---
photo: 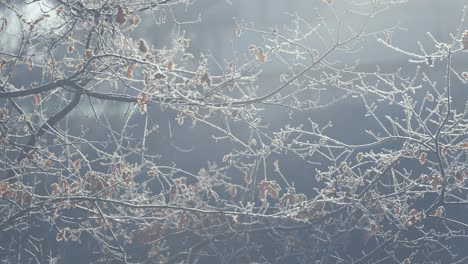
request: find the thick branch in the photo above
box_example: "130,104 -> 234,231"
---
7,91 -> 82,180
0,79 -> 66,98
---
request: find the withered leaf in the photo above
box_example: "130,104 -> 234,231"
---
116,5 -> 126,25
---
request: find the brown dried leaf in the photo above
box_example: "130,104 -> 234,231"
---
67,43 -> 73,53
25,57 -> 33,71
22,193 -> 30,205
225,184 -> 238,199
236,27 -> 241,37
154,72 -> 166,79
356,152 -> 363,162
431,176 -> 439,190
138,39 -> 148,53
0,60 -> 6,71
256,48 -> 266,63
434,206 -> 444,217
395,206 -> 401,215
442,146 -> 449,156
177,117 -> 184,125
73,159 -> 81,170
456,171 -> 465,182
419,152 -> 427,165
462,72 -> 468,80
177,112 -> 184,125
131,14 -> 141,27
167,60 -> 174,71
56,6 -> 64,15
426,93 -> 434,102
0,18 -> 8,32
273,160 -> 279,171
248,45 -> 257,54
56,229 -> 65,241
258,180 -> 281,201
461,30 -> 468,50
84,49 -> 93,60
33,94 -> 41,105
1,183 -> 8,192
116,5 -> 126,25
200,73 -> 211,86
179,39 -> 189,48
127,63 -> 136,78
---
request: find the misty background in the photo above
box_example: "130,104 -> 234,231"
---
1,0 -> 467,262
1,0 -> 467,199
